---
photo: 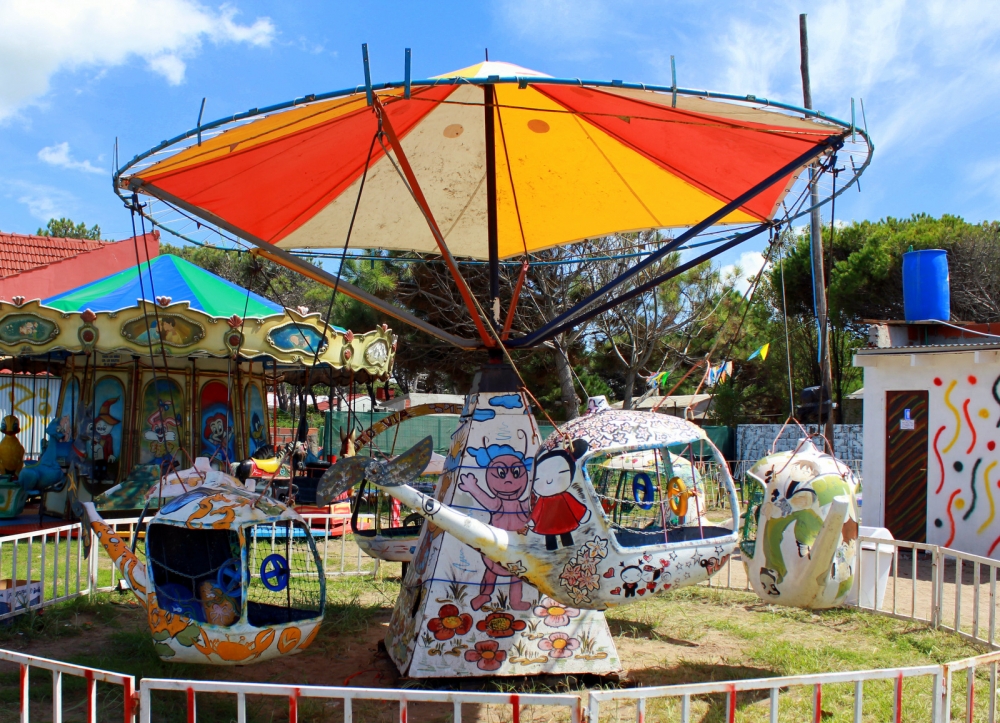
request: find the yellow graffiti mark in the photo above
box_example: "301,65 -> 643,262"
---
956,498 -> 966,510
943,380 -> 962,453
981,408 -> 992,419
979,461 -> 999,534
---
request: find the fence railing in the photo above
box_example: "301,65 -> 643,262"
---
0,512 -> 378,619
138,678 -> 582,723
0,523 -> 88,621
587,663 -> 942,723
0,648 -> 136,723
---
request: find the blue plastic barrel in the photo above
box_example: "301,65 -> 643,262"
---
903,250 -> 950,322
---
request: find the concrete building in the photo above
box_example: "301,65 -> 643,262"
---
856,320 -> 1000,557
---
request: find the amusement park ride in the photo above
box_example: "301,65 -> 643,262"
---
0,50 -> 876,671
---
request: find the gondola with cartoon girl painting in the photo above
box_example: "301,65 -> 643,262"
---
320,402 -> 742,611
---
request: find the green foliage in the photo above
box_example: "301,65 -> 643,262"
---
36,217 -> 101,239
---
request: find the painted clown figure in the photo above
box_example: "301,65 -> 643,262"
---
458,441 -> 533,610
89,398 -> 120,481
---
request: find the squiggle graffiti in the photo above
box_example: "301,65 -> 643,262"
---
946,488 -> 961,548
978,461 -> 998,534
964,400 -> 977,454
934,426 -> 947,494
964,459 -> 982,521
943,381 -> 961,453
993,374 -> 1000,428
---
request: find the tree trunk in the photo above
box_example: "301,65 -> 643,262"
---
552,341 -> 580,420
622,368 -> 637,410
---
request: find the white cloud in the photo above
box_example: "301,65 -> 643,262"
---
4,181 -> 77,221
0,0 -> 275,120
720,250 -> 769,297
38,142 -> 104,174
706,0 -> 1000,154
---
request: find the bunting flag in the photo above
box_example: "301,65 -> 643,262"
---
748,343 -> 770,362
708,361 -> 733,386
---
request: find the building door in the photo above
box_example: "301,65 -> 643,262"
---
884,390 -> 929,542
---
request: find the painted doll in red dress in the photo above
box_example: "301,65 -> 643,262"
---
527,442 -> 591,551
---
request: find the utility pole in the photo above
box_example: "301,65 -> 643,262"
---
799,13 -> 836,444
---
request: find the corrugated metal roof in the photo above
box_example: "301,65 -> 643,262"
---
0,232 -> 108,278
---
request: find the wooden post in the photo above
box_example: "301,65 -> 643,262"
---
800,13 -> 836,442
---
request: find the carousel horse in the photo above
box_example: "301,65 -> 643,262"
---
741,438 -> 859,609
318,409 -> 743,611
19,418 -> 68,493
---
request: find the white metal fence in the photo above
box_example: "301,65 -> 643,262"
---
139,678 -> 582,723
0,512 -> 376,620
0,647 -> 136,723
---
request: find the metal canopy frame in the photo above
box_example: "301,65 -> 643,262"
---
114,69 -> 872,352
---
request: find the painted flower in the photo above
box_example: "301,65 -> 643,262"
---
464,640 -> 506,671
533,597 -> 581,628
476,612 -> 527,638
538,632 -> 580,659
559,562 -> 600,593
583,537 -> 609,559
427,604 -> 473,641
505,560 -> 527,577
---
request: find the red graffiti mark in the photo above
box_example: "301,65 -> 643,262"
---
971,375 -> 979,385
965,399 -> 977,453
989,531 -> 1000,557
933,426 -> 947,494
934,377 -> 943,386
946,489 -> 961,547
991,441 -> 998,452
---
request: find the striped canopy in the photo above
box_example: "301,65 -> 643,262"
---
44,254 -> 282,317
121,61 -> 847,261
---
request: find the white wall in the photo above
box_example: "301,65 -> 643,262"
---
859,350 -> 1000,557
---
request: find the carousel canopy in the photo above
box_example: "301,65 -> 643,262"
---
119,60 -> 853,261
44,254 -> 281,318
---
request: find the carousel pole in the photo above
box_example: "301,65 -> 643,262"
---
484,80 -> 501,332
800,13 -> 835,443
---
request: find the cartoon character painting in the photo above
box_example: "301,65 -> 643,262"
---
526,443 -> 591,550
88,398 -> 121,481
459,438 -> 534,611
245,384 -> 268,455
123,314 -> 202,347
140,379 -> 184,468
200,381 -> 235,465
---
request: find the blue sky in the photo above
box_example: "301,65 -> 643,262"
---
1,0 -> 997,284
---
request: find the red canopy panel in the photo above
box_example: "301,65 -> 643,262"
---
138,85 -> 459,244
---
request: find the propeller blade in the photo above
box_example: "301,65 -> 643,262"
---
315,456 -> 378,506
375,437 -> 434,488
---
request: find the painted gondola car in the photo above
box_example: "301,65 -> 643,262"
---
80,470 -> 326,664
321,406 -> 741,611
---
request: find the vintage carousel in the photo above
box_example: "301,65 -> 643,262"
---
0,253 -> 395,522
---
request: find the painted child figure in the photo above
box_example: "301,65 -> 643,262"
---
526,442 -> 591,551
459,441 -> 533,611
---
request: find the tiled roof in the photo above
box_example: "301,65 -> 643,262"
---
0,232 -> 109,278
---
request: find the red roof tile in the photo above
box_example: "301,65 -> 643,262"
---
0,232 -> 110,278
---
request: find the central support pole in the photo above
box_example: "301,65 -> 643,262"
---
800,13 -> 836,442
484,84 -> 501,328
